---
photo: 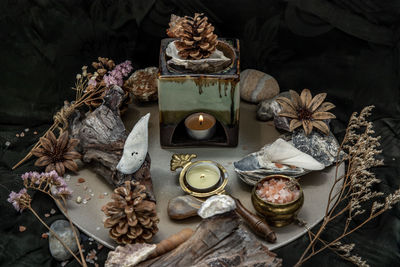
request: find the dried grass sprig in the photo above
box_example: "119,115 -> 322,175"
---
295,106 -> 400,266
12,58 -> 132,170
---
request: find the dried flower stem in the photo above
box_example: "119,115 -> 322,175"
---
12,84 -> 105,170
28,206 -> 83,266
295,106 -> 400,266
60,196 -> 87,267
21,172 -> 86,266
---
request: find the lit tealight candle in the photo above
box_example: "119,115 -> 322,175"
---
185,162 -> 221,192
184,112 -> 216,140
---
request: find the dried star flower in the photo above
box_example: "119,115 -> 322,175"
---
31,131 -> 81,176
7,188 -> 31,212
276,89 -> 336,135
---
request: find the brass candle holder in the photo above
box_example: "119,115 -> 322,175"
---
170,153 -> 277,243
170,154 -> 228,198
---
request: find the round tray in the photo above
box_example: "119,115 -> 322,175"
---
61,102 -> 344,250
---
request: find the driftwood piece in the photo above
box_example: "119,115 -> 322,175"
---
69,86 -> 155,201
138,212 -> 282,267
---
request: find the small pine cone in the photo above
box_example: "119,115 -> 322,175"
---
174,13 -> 218,60
102,181 -> 159,244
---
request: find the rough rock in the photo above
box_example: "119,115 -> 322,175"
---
257,91 -> 290,121
240,69 -> 280,103
105,243 -> 156,267
197,195 -> 236,219
124,67 -> 158,102
290,129 -> 345,167
274,116 -> 291,132
49,220 -> 80,261
168,195 -> 203,220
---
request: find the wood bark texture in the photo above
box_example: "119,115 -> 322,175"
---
138,212 -> 282,267
69,86 -> 155,201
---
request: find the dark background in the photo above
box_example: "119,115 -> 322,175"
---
0,0 -> 399,266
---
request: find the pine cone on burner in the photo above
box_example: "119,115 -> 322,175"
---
173,13 -> 218,60
102,181 -> 159,244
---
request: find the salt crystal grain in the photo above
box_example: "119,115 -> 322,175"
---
82,199 -> 87,204
61,261 -> 68,267
50,208 -> 56,214
65,175 -> 71,181
76,196 -> 82,204
16,134 -> 19,137
256,178 -> 300,204
44,213 -> 50,217
24,128 -> 29,132
5,141 -> 10,147
103,192 -> 108,196
89,238 -> 94,241
20,132 -> 25,137
90,193 -> 94,197
34,131 -> 38,135
88,189 -> 92,193
96,227 -> 101,231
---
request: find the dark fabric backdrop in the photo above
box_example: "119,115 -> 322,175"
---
0,0 -> 399,266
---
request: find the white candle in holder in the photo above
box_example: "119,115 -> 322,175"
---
185,162 -> 221,192
184,112 -> 216,140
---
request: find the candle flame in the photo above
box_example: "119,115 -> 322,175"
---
199,115 -> 204,125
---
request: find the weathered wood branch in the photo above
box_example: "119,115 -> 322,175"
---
139,212 -> 282,267
69,86 -> 155,201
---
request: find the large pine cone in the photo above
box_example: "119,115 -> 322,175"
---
102,181 -> 159,244
174,13 -> 218,60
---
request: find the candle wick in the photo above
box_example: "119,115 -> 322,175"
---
200,174 -> 205,179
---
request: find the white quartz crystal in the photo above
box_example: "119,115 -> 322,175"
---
198,195 -> 236,219
105,243 -> 156,267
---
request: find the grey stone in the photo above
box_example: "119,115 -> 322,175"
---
257,91 -> 290,121
168,195 -> 203,220
274,116 -> 291,132
290,129 -> 345,167
49,220 -> 80,261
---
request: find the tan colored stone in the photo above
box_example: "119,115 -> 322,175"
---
240,69 -> 280,103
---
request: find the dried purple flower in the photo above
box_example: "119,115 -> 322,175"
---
104,60 -> 133,87
7,188 -> 31,212
21,171 -> 72,199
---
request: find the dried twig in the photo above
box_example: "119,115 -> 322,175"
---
8,171 -> 87,266
295,106 -> 400,266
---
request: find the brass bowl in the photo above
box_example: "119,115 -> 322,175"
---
251,175 -> 304,227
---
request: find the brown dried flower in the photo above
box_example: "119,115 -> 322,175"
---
102,181 -> 159,244
173,13 -> 218,60
32,131 -> 81,176
276,89 -> 336,135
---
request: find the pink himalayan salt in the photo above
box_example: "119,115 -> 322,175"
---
256,178 -> 300,204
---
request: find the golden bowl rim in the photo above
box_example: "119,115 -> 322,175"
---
252,174 -> 304,206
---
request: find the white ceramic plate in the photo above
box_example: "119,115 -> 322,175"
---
61,102 -> 344,251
